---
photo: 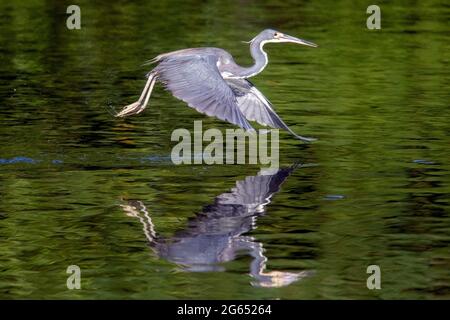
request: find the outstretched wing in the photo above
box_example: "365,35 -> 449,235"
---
215,165 -> 298,207
155,55 -> 254,131
226,78 -> 316,141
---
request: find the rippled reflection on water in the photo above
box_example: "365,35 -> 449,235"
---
120,165 -> 314,288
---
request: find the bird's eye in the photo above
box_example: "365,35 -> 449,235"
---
274,32 -> 279,37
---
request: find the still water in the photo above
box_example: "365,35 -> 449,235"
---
0,1 -> 449,299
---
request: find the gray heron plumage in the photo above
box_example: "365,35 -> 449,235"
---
116,29 -> 318,142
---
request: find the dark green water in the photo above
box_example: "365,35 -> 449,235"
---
0,1 -> 449,299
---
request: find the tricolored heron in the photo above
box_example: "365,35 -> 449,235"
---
116,29 -> 318,142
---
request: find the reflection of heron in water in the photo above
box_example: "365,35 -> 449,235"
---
121,164 -> 313,288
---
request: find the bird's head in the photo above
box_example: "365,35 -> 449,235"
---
249,29 -> 318,48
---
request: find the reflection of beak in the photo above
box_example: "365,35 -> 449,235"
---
279,34 -> 318,47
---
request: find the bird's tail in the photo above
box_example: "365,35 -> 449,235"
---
116,73 -> 157,118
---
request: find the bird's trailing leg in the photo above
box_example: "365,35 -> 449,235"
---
116,73 -> 156,117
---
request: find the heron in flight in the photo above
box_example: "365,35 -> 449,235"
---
116,29 -> 318,142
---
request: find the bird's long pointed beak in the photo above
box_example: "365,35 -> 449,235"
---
280,34 -> 318,47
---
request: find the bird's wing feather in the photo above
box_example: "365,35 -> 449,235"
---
155,55 -> 254,131
226,78 -> 316,141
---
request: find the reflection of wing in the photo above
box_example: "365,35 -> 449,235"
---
226,78 -> 316,142
155,55 -> 254,131
215,165 -> 297,209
